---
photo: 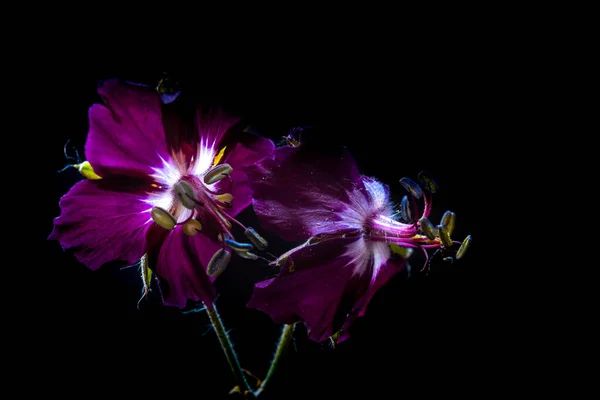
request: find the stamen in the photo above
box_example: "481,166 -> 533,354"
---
438,224 -> 453,247
195,189 -> 232,232
282,134 -> 301,147
399,177 -> 423,199
224,238 -> 254,252
174,180 -> 199,209
400,195 -> 412,223
418,217 -> 439,240
183,219 -> 202,236
419,246 -> 431,272
440,211 -> 456,236
236,251 -> 259,260
150,207 -> 176,230
175,213 -> 195,226
244,227 -> 268,250
219,209 -> 248,231
215,193 -> 233,208
204,163 -> 232,185
215,200 -> 232,209
417,170 -> 438,194
206,248 -> 232,278
421,190 -> 432,219
212,206 -> 233,230
456,235 -> 472,259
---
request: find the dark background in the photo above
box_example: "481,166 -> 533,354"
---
36,69 -> 502,399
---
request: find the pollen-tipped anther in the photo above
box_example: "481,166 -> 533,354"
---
182,219 -> 202,236
206,248 -> 231,278
399,177 -> 423,199
418,217 -> 438,240
174,180 -> 198,209
244,227 -> 268,250
150,207 -> 176,230
418,170 -> 439,194
440,211 -> 456,236
204,163 -> 232,185
456,235 -> 472,259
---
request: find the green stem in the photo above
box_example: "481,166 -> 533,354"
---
254,323 -> 296,397
205,303 -> 253,397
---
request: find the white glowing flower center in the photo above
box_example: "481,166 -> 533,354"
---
142,139 -> 219,223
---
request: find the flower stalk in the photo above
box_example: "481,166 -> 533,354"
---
205,303 -> 254,397
254,323 -> 296,397
205,304 -> 295,398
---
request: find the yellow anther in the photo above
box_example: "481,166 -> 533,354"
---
215,193 -> 233,207
183,219 -> 202,236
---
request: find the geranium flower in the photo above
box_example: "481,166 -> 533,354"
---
244,138 -> 471,343
49,79 -> 274,309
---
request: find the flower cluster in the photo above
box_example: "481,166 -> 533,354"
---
50,78 -> 471,397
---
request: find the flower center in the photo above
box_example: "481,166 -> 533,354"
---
149,162 -> 270,278
366,173 -> 471,271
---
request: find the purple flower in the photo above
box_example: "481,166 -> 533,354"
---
244,140 -> 470,343
49,79 -> 274,309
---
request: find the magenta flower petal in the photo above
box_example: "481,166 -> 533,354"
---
355,258 -> 406,318
49,179 -> 152,270
244,140 -> 459,342
85,79 -> 170,178
218,137 -> 276,217
334,257 -> 407,344
244,146 -> 363,241
195,108 -> 242,150
247,237 -> 359,342
156,228 -> 221,308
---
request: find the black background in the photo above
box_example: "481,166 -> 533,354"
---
35,68 -> 503,399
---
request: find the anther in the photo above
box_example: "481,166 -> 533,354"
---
418,217 -> 438,240
283,134 -> 301,147
399,177 -> 423,199
236,251 -> 259,260
206,248 -> 231,278
456,235 -> 472,260
224,238 -> 254,252
215,193 -> 233,205
174,180 -> 199,209
150,207 -> 176,230
204,163 -> 232,185
182,219 -> 202,236
244,227 -> 268,250
440,211 -> 456,236
417,170 -> 438,194
438,224 -> 453,247
400,195 -> 412,223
